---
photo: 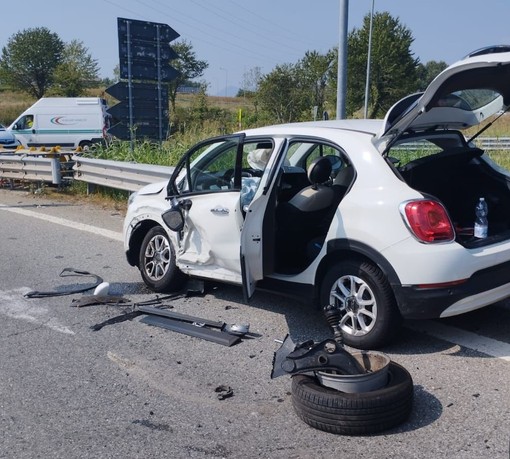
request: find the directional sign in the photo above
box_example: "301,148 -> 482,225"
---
108,101 -> 168,121
119,42 -> 178,63
117,17 -> 180,83
111,18 -> 180,142
106,82 -> 168,102
119,62 -> 179,82
117,17 -> 179,43
108,122 -> 168,141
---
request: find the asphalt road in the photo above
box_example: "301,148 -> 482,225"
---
0,188 -> 509,459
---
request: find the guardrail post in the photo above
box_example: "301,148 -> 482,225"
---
50,157 -> 61,186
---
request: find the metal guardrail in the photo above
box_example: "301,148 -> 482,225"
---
72,156 -> 174,192
0,154 -> 62,185
0,137 -> 509,192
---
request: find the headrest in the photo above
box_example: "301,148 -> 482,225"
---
307,156 -> 332,184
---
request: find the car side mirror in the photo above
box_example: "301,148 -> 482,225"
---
162,207 -> 184,232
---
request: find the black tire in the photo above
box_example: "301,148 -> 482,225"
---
320,260 -> 401,349
291,361 -> 413,436
79,141 -> 92,151
139,226 -> 187,292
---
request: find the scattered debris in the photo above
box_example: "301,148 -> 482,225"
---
140,315 -> 241,347
215,385 -> 233,400
93,282 -> 110,296
24,268 -> 103,298
71,295 -> 131,308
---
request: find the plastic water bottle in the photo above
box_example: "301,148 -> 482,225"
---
474,197 -> 488,238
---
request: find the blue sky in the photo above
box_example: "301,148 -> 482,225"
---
2,0 -> 509,95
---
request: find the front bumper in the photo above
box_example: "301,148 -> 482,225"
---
393,259 -> 510,319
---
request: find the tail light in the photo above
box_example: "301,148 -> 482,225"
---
401,200 -> 455,243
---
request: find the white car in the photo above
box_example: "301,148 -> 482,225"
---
124,46 -> 510,349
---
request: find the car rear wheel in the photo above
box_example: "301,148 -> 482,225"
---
139,226 -> 187,292
291,361 -> 413,435
320,260 -> 401,349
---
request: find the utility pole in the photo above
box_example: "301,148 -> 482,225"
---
336,0 -> 349,119
364,0 -> 375,118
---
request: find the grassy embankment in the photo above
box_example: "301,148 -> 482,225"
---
1,89 -> 510,201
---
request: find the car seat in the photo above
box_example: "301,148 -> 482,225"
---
275,156 -> 335,271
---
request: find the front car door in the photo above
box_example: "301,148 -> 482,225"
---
166,134 -> 280,289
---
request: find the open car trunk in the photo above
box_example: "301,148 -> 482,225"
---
397,146 -> 510,247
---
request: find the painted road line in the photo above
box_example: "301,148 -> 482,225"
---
408,320 -> 510,363
0,287 -> 74,335
0,202 -> 123,241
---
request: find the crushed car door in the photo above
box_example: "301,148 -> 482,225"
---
166,134 -> 280,289
166,135 -> 245,283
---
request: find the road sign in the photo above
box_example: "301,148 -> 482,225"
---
119,62 -> 179,82
117,17 -> 180,83
108,101 -> 168,121
108,122 -> 169,141
105,82 -> 169,141
117,17 -> 179,43
111,17 -> 180,142
106,82 -> 168,102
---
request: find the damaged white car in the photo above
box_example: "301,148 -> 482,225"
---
124,46 -> 510,349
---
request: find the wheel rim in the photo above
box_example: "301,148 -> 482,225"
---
329,274 -> 377,337
143,234 -> 171,281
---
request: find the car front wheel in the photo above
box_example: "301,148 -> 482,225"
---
320,260 -> 401,349
139,226 -> 186,292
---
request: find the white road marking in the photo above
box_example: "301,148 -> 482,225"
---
0,287 -> 75,335
407,320 -> 510,363
0,202 -> 123,241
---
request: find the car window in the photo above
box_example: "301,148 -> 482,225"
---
286,141 -> 346,177
171,137 -> 274,197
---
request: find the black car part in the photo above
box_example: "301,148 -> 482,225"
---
271,334 -> 366,378
24,268 -> 103,298
140,315 -> 241,347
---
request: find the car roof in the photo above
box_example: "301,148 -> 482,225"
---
240,119 -> 383,137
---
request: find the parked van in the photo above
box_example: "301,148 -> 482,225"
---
8,97 -> 110,149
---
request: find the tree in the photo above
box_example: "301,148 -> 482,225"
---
416,60 -> 448,91
0,27 -> 64,98
257,63 -> 308,123
343,12 -> 420,118
167,40 -> 208,112
52,40 -> 100,96
238,66 -> 263,98
297,50 -> 336,119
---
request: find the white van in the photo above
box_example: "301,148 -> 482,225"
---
8,97 -> 110,149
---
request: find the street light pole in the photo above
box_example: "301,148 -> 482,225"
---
364,0 -> 375,119
336,0 -> 349,119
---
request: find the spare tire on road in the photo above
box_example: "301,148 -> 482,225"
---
291,361 -> 413,435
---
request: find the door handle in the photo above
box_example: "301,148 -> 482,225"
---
210,206 -> 229,215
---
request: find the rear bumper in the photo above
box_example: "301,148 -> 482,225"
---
393,259 -> 510,319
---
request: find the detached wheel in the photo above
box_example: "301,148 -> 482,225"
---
320,260 -> 401,349
291,362 -> 413,435
139,226 -> 186,292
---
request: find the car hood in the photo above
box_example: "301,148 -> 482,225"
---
377,48 -> 510,148
137,181 -> 166,196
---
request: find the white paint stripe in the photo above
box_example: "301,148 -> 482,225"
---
0,202 -> 123,241
407,320 -> 510,363
0,287 -> 75,335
